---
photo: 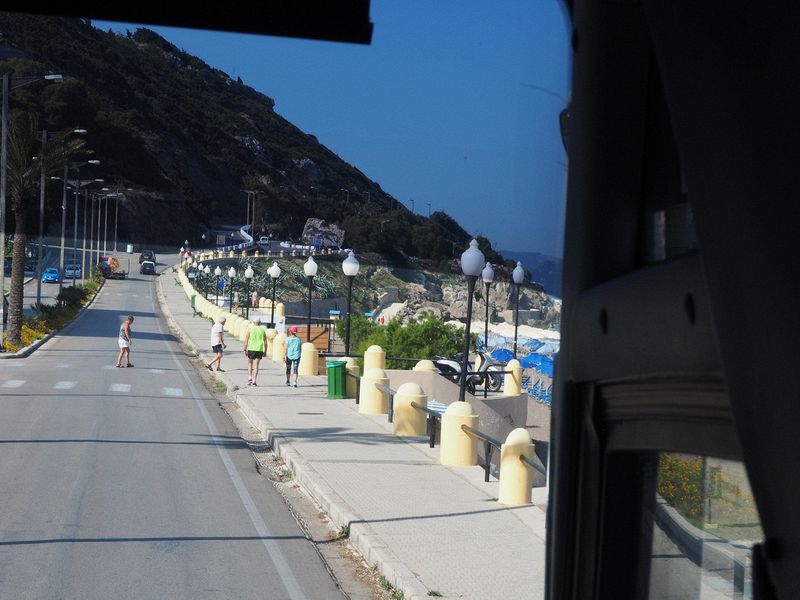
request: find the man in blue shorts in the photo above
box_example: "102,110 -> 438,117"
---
284,325 -> 302,387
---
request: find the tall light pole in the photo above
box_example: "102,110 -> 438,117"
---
512,261 -> 525,358
303,256 -> 318,342
69,178 -> 103,287
342,251 -> 359,356
81,190 -> 88,282
244,265 -> 254,319
268,261 -> 281,327
228,266 -> 236,310
481,262 -> 494,396
57,160 -> 100,291
458,240 -> 485,402
0,72 -> 62,350
214,266 -> 222,306
203,265 -> 211,299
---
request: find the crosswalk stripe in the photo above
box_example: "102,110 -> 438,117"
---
53,381 -> 77,390
162,387 -> 183,397
1,380 -> 26,388
109,383 -> 131,393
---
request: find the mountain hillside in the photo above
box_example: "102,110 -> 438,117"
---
0,14 -> 505,268
499,250 -> 563,297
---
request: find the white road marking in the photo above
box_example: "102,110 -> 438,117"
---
1,380 -> 25,388
148,369 -> 166,374
53,381 -> 77,390
55,363 -> 71,369
162,387 -> 183,397
109,383 -> 131,393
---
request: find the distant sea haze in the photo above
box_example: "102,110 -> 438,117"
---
499,250 -> 563,298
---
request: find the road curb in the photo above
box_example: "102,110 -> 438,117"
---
0,279 -> 106,359
154,274 -> 434,600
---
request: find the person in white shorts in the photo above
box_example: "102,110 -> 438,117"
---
116,315 -> 134,368
206,317 -> 227,372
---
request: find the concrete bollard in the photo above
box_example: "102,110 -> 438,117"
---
275,302 -> 285,318
359,368 -> 389,414
440,402 -> 479,466
413,359 -> 439,372
298,342 -> 319,376
259,297 -> 267,308
393,382 -> 428,436
504,359 -> 523,395
265,328 -> 277,356
363,345 -> 386,372
498,428 -> 535,505
238,321 -> 251,342
272,333 -> 287,362
342,357 -> 360,398
254,250 -> 260,257
229,251 -> 235,258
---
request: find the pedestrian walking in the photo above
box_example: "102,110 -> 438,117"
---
251,289 -> 258,308
284,325 -> 302,387
206,316 -> 227,372
116,315 -> 134,368
243,315 -> 266,386
233,290 -> 240,310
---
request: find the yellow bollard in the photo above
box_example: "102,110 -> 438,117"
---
238,321 -> 251,343
393,382 -> 428,436
229,251 -> 235,258
504,359 -> 523,395
359,368 -> 389,414
440,402 -> 479,466
259,297 -> 267,308
298,342 -> 319,376
254,250 -> 260,257
272,333 -> 287,362
498,428 -> 535,505
363,345 -> 386,372
275,302 -> 285,318
413,359 -> 439,372
265,328 -> 277,356
342,357 -> 360,398
242,249 -> 248,257
279,250 -> 285,257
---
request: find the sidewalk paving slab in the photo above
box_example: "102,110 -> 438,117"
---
156,267 -> 546,600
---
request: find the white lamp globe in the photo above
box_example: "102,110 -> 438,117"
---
203,266 -> 210,275
482,262 -> 494,284
193,261 -> 198,269
460,239 -> 485,277
244,265 -> 254,279
228,266 -> 236,278
268,262 -> 281,279
304,256 -> 318,277
342,251 -> 360,277
214,266 -> 221,277
512,261 -> 525,285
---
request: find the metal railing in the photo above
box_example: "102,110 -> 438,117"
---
345,370 -> 360,405
461,424 -> 503,482
374,383 -> 397,423
520,453 -> 547,476
410,401 -> 445,448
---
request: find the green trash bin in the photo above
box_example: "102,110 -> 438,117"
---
327,361 -> 347,399
190,293 -> 197,316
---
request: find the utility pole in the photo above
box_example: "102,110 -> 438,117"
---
410,198 -> 415,214
426,202 -> 431,217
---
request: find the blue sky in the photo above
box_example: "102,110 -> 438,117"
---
97,1 -> 570,257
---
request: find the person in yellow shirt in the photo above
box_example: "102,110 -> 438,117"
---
243,315 -> 266,386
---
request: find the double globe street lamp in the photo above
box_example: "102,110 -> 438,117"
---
342,251 -> 360,357
459,239 -> 485,402
512,261 -> 525,358
267,261 -> 281,327
303,256 -> 318,342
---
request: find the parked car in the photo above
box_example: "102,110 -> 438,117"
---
139,260 -> 156,275
138,250 -> 156,264
64,263 -> 82,278
41,267 -> 60,283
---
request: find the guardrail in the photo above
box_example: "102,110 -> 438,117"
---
520,453 -> 547,477
461,424 -> 503,482
345,370 -> 360,405
410,401 -> 447,448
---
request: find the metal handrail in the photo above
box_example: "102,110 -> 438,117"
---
374,383 -> 397,423
461,424 -> 503,482
345,370 -> 360,404
411,401 -> 444,448
520,454 -> 547,476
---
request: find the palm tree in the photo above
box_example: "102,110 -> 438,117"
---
4,111 -> 85,346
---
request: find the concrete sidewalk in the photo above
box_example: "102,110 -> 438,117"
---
157,269 -> 547,600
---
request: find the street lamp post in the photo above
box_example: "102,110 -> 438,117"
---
481,262 -> 494,398
228,266 -> 236,310
268,261 -> 281,327
342,251 -> 360,356
203,265 -> 211,299
458,240 -> 485,402
303,256 -> 318,342
512,261 -> 525,358
214,266 -> 222,307
244,265 -> 254,319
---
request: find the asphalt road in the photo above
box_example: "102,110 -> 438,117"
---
0,270 -> 345,599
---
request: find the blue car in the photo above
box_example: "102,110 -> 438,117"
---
41,267 -> 60,283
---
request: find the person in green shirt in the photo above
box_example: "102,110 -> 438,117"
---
243,315 -> 266,386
